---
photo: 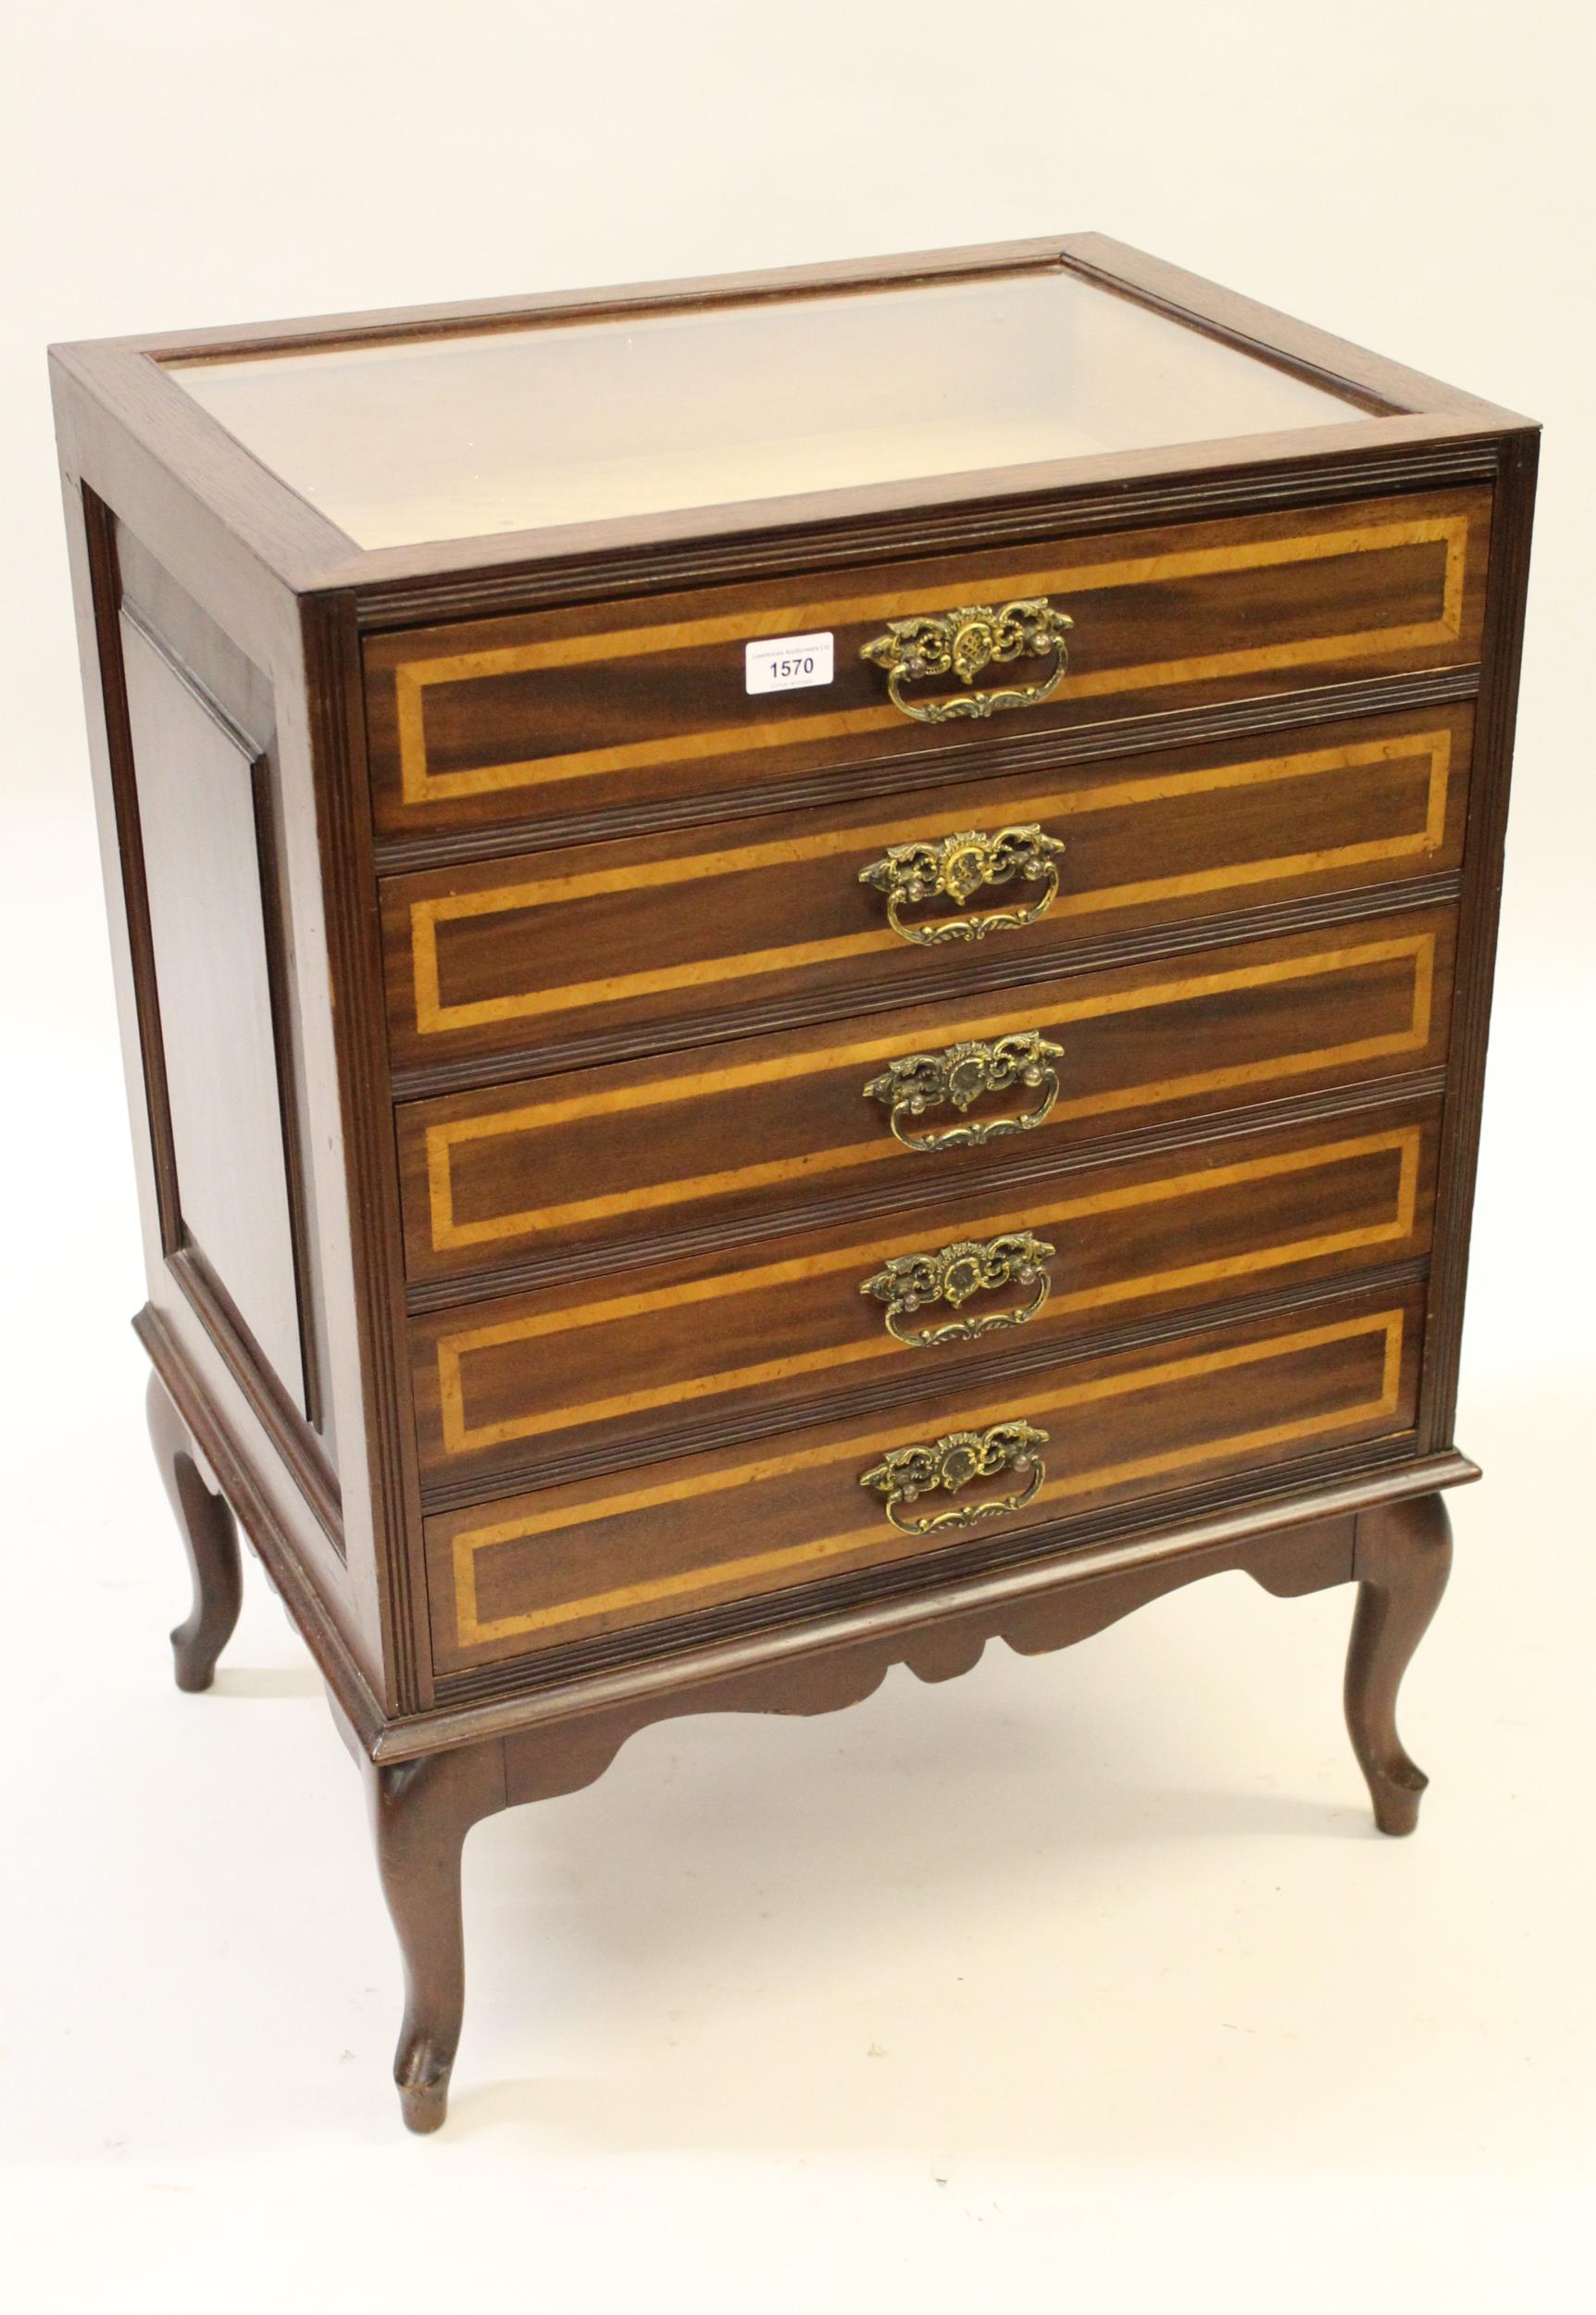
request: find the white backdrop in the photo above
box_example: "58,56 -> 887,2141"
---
2,6 -> 1591,2309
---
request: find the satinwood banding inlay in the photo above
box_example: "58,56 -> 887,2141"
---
440,1305 -> 1409,1652
416,928 -> 1440,1258
386,507 -> 1474,808
401,725 -> 1455,1040
429,1123 -> 1423,1459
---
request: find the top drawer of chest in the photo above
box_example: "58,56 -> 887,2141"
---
362,486 -> 1492,845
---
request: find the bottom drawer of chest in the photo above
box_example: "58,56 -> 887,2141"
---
425,1280 -> 1425,1677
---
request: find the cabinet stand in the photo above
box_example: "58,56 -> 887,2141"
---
147,1388 -> 1456,2130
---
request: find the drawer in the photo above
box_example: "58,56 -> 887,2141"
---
382,703 -> 1472,1080
409,1100 -> 1441,1496
364,486 -> 1490,844
424,1281 -> 1426,1674
397,905 -> 1456,1285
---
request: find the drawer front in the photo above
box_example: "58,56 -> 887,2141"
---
364,487 -> 1490,843
425,1283 -> 1426,1674
382,703 -> 1472,1079
410,1101 -> 1441,1495
398,907 -> 1455,1284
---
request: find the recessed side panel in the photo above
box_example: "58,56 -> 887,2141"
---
119,609 -> 309,1420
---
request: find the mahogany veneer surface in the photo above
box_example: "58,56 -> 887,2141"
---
52,233 -> 1535,2132
399,907 -> 1456,1286
408,1096 -> 1442,1498
427,1280 -> 1428,1672
381,701 -> 1473,1082
364,486 -> 1490,842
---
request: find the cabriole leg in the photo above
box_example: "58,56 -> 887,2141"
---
146,1370 -> 243,1692
365,1742 -> 505,2134
1344,1491 -> 1453,1835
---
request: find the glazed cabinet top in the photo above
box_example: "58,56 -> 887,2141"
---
49,233 -> 1532,614
164,262 -> 1365,549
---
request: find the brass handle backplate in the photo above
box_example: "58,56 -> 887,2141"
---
860,597 -> 1073,724
859,823 -> 1066,945
863,1030 -> 1065,1153
859,1420 -> 1049,1535
860,1231 -> 1056,1349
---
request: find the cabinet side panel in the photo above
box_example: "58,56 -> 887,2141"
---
118,609 -> 309,1416
52,389 -> 393,1718
1418,430 -> 1539,1447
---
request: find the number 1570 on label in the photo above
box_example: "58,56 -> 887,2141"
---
744,632 -> 835,694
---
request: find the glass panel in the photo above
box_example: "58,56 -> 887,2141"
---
168,268 -> 1368,550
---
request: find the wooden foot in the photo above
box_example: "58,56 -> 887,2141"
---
366,1742 -> 505,2133
146,1370 -> 243,1692
1344,1492 -> 1453,1835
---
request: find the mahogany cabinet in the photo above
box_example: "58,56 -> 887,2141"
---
50,235 -> 1536,2131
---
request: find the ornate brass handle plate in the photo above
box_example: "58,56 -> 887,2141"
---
860,1231 -> 1056,1349
860,597 -> 1073,724
859,823 -> 1066,946
859,1420 -> 1049,1536
863,1029 -> 1065,1153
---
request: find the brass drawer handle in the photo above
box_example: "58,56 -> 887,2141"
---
859,823 -> 1066,946
860,1231 -> 1056,1349
860,1420 -> 1049,1535
864,1030 -> 1065,1153
860,597 -> 1073,725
